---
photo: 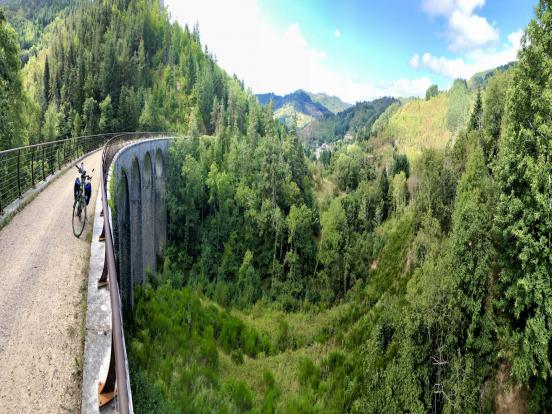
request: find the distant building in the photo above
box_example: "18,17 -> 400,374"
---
315,143 -> 332,160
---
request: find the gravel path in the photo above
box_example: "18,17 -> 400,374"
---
0,151 -> 101,413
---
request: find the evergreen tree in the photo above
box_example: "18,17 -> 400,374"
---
425,84 -> 438,100
494,0 -> 552,388
43,55 -> 50,107
42,101 -> 59,141
82,97 -> 99,135
0,11 -> 26,150
447,79 -> 470,133
72,112 -> 81,137
99,95 -> 114,133
468,88 -> 483,131
482,71 -> 512,165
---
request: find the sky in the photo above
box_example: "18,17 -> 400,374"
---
165,0 -> 536,103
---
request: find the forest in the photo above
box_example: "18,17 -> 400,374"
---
0,0 -> 551,412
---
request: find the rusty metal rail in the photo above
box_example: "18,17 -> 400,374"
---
97,132 -> 168,412
0,134 -> 123,216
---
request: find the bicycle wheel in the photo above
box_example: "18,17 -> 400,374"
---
72,197 -> 87,237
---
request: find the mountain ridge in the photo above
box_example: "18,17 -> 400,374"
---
256,89 -> 351,128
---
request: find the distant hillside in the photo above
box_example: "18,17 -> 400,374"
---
256,89 -> 346,128
306,91 -> 351,114
373,93 -> 453,161
370,78 -> 479,163
0,0 -> 76,62
468,62 -> 515,90
300,97 -> 398,146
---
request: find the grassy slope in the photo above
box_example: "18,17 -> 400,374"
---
215,208 -> 416,408
220,304 -> 348,404
307,92 -> 351,114
378,93 -> 452,161
274,103 -> 314,128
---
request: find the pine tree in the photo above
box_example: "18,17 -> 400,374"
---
43,55 -> 51,107
99,95 -> 114,133
468,87 -> 483,131
494,0 -> 552,386
0,12 -> 26,150
42,102 -> 59,142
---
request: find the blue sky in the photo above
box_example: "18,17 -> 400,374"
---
166,0 -> 536,103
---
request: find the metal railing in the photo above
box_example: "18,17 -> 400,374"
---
1,131 -> 171,412
97,132 -> 169,413
0,133 -> 121,216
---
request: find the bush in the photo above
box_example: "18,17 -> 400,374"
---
224,380 -> 254,413
128,284 -> 272,413
275,318 -> 291,352
231,349 -> 244,365
298,357 -> 320,390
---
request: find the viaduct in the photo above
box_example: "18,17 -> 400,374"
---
108,138 -> 170,310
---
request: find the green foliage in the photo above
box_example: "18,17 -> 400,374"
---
391,172 -> 408,215
447,79 -> 471,133
331,144 -> 375,192
128,283 -> 280,412
414,149 -> 456,232
237,250 -> 261,308
1,0 -> 254,144
425,84 -> 438,100
42,101 -> 59,141
375,93 -> 452,161
369,101 -> 400,137
82,97 -> 98,136
307,91 -> 351,114
389,151 -> 410,178
99,95 -> 114,133
493,1 -> 552,397
301,97 -> 398,145
0,13 -> 28,150
6,0 -> 552,412
481,70 -> 513,165
468,87 -> 483,131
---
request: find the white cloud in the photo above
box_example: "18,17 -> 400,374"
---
164,0 -> 431,102
422,0 -> 485,17
410,29 -> 522,79
334,29 -> 342,38
422,0 -> 498,51
409,53 -> 421,69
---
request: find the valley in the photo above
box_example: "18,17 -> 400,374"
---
0,0 -> 550,413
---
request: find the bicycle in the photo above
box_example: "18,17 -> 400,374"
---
72,163 -> 93,238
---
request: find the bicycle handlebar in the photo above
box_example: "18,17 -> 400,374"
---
75,165 -> 92,181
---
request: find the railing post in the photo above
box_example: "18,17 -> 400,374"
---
98,338 -> 117,408
42,145 -> 45,181
31,147 -> 35,188
98,253 -> 108,288
17,149 -> 21,198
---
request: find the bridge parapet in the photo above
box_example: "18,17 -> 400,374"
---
92,132 -> 175,413
107,138 -> 170,310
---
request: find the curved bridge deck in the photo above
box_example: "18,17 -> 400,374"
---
0,151 -> 101,412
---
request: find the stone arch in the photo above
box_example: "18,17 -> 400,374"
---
155,148 -> 164,178
154,148 -> 167,255
116,171 -> 132,310
130,158 -> 143,290
142,152 -> 155,277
